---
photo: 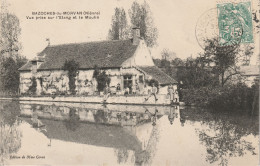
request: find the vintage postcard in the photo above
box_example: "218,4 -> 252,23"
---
0,0 -> 259,165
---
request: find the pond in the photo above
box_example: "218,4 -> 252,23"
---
0,100 -> 259,166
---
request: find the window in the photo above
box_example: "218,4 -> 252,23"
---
139,75 -> 144,83
123,75 -> 132,89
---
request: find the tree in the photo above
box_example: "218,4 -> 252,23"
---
161,48 -> 177,61
0,57 -> 19,93
0,4 -> 26,95
171,58 -> 185,67
177,57 -> 218,89
202,38 -> 248,87
28,77 -> 37,95
108,8 -> 130,40
92,67 -> 111,92
0,12 -> 21,58
129,1 -> 158,47
63,60 -> 79,95
96,71 -> 111,92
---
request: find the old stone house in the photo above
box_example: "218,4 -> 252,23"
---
19,28 -> 177,95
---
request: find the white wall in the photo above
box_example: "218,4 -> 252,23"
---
134,40 -> 155,67
20,72 -> 33,94
121,40 -> 155,68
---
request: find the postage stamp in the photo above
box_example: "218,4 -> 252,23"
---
217,1 -> 254,45
195,8 -> 242,54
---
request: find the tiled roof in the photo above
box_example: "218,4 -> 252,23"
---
19,61 -> 33,71
19,39 -> 138,71
138,66 -> 178,85
239,65 -> 259,76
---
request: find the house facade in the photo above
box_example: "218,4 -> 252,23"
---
19,29 -> 177,95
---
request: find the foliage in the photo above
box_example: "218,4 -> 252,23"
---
0,12 -> 21,58
92,65 -> 100,79
128,1 -> 158,47
201,38 -> 253,87
0,57 -> 26,94
97,71 -> 111,92
28,77 -> 37,95
181,87 -> 215,106
0,8 -> 26,95
93,67 -> 111,92
154,57 -> 218,89
181,81 -> 259,113
208,82 -> 259,112
161,48 -> 176,62
63,60 -> 79,95
178,57 -> 218,88
108,8 -> 129,40
171,58 -> 185,67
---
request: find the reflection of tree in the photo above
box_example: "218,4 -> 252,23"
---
1,101 -> 20,126
197,117 -> 257,166
64,108 -> 80,131
114,148 -> 129,164
0,101 -> 22,164
135,125 -> 160,166
94,110 -> 108,123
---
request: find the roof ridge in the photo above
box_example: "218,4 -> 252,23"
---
47,39 -> 131,47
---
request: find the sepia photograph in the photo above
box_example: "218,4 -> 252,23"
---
0,0 -> 259,165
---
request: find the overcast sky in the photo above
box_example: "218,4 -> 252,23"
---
6,0 -> 259,64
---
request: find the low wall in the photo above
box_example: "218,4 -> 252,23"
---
19,94 -> 172,106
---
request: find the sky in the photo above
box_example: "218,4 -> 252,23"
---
4,0 -> 260,64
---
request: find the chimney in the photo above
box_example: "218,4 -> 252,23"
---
46,38 -> 50,46
132,27 -> 140,45
31,58 -> 38,75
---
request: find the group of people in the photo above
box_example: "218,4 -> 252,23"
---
144,83 -> 179,104
103,82 -> 179,104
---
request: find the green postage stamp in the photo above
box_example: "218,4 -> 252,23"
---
217,1 -> 254,45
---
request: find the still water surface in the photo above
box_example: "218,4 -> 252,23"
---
0,100 -> 259,166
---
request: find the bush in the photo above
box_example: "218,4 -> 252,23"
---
28,77 -> 37,94
208,82 -> 259,112
63,60 -> 79,95
181,87 -> 219,106
93,67 -> 111,92
181,82 -> 259,113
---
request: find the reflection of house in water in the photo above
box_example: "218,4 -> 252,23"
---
19,101 -> 179,165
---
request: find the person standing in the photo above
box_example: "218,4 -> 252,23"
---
174,90 -> 179,103
116,83 -> 121,95
145,83 -> 158,101
103,84 -> 110,103
168,84 -> 174,105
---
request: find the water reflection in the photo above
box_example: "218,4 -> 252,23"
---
182,108 -> 259,166
0,101 -> 258,166
18,101 -> 167,166
0,101 -> 22,165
